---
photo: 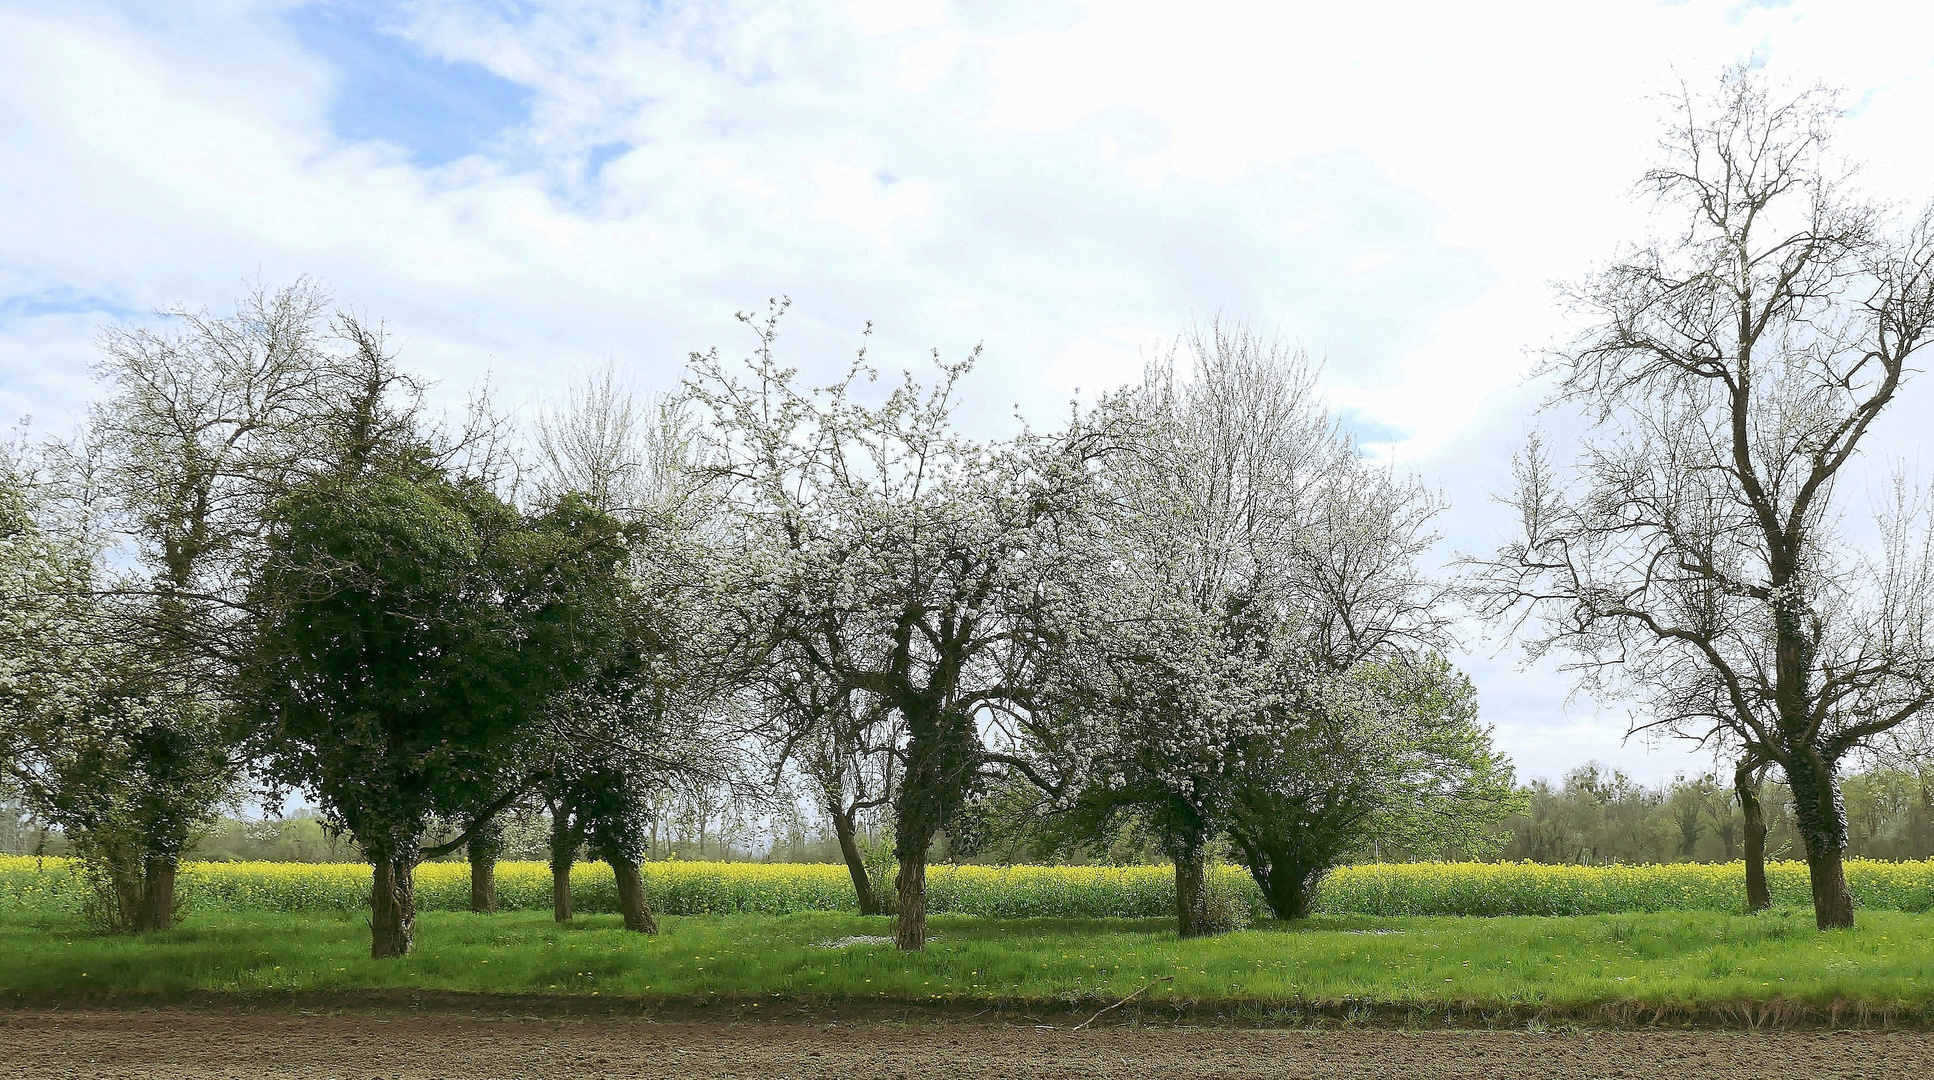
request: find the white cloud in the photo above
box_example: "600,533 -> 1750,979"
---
806,158 -> 935,247
847,0 -> 948,38
5,0 -> 1934,780
1040,324 -> 1170,396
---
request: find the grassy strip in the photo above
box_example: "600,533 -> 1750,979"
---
4,907 -> 1933,1012
9,856 -> 1934,919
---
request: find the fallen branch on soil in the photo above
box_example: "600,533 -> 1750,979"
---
1073,977 -> 1175,1032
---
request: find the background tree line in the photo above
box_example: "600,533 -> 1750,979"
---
1499,763 -> 1934,866
15,759 -> 1934,869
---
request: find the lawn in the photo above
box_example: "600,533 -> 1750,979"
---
5,906 -> 1933,1015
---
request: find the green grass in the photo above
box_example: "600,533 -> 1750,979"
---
6,907 -> 1934,1012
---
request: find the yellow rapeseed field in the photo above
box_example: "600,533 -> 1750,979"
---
4,853 -> 1931,918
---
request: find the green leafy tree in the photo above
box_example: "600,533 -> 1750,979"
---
246,460 -> 619,957
1228,655 -> 1519,920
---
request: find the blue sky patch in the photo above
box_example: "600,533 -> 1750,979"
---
585,141 -> 631,180
1337,407 -> 1410,449
289,1 -> 533,167
0,287 -> 136,325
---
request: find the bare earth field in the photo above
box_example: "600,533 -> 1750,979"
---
2,1005 -> 1931,1079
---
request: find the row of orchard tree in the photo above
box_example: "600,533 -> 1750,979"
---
0,287 -> 1508,955
7,70 -> 1934,951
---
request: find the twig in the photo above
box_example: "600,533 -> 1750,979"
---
1071,976 -> 1174,1032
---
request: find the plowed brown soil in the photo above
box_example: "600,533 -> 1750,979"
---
2,1004 -> 1930,1079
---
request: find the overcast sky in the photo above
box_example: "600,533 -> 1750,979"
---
5,0 -> 1934,784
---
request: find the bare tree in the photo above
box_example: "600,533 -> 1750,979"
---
531,363 -> 700,515
1472,69 -> 1934,928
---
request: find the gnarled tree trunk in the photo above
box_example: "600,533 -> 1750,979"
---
1173,850 -> 1207,938
371,858 -> 416,958
137,855 -> 178,931
470,857 -> 497,914
551,859 -> 573,922
893,835 -> 930,950
467,819 -> 503,914
890,701 -> 975,951
1804,844 -> 1854,929
1785,751 -> 1854,929
1735,758 -> 1771,912
1254,858 -> 1323,921
830,805 -> 879,916
609,856 -> 658,934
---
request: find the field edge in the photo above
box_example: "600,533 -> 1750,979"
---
3,987 -> 1929,1031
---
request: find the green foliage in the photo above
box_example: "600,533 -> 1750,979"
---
1228,653 -> 1521,919
248,468 -> 512,862
246,469 -> 623,872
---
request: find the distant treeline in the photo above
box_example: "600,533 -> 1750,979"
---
1495,764 -> 1934,866
12,761 -> 1930,869
0,799 -> 807,866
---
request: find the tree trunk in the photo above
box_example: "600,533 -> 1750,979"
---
1735,760 -> 1771,912
1257,859 -> 1320,921
1785,753 -> 1855,929
466,817 -> 503,914
550,808 -> 575,922
1804,844 -> 1855,929
830,806 -> 879,916
610,857 -> 659,934
551,858 -> 573,922
469,857 -> 497,914
1174,851 -> 1206,938
893,839 -> 930,951
109,864 -> 144,930
371,858 -> 416,958
890,701 -> 976,951
138,855 -> 177,931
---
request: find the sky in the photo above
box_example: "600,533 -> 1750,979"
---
5,0 -> 1934,784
